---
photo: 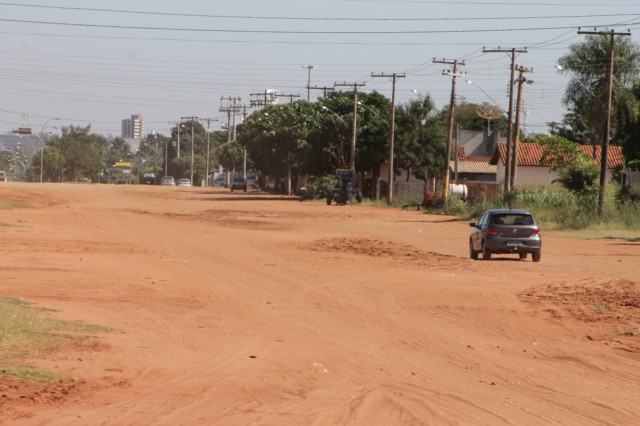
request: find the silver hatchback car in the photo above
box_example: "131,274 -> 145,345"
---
469,209 -> 541,262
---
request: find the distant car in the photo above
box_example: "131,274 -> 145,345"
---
469,209 -> 541,262
230,177 -> 247,192
0,171 -> 6,182
177,178 -> 191,187
160,176 -> 176,186
141,173 -> 156,185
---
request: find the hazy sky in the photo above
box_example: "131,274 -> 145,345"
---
0,0 -> 638,138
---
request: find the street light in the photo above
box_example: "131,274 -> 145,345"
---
555,65 -> 597,96
26,115 -> 60,183
302,65 -> 316,101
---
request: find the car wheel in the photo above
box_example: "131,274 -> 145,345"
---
469,240 -> 479,260
326,194 -> 332,205
356,191 -> 363,203
482,243 -> 492,260
532,250 -> 541,262
519,252 -> 527,260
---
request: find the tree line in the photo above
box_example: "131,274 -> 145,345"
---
4,33 -> 639,195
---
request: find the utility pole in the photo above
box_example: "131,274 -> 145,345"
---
308,85 -> 335,98
334,81 -> 366,171
220,96 -> 242,142
250,90 -> 277,108
482,47 -> 527,192
276,93 -> 301,104
169,121 -> 185,158
242,106 -> 249,178
200,117 -> 218,186
302,65 -> 316,101
181,116 -> 199,184
509,66 -> 533,190
433,58 -> 465,202
578,28 -> 631,218
371,72 -> 406,204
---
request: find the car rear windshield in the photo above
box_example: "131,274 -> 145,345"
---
491,214 -> 533,226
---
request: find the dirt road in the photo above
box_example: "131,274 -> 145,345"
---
1,183 -> 640,425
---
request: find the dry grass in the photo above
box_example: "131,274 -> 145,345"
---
0,297 -> 112,384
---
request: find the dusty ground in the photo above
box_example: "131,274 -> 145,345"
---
1,182 -> 640,425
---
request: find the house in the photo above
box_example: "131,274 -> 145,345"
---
490,142 -> 625,186
450,147 -> 497,183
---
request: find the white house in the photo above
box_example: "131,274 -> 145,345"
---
489,142 -> 624,186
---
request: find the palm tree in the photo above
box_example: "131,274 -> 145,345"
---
557,34 -> 640,151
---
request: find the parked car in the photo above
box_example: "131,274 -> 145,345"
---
230,177 -> 247,192
177,178 -> 191,187
469,209 -> 541,262
160,176 -> 176,186
141,173 -> 156,185
0,171 -> 6,182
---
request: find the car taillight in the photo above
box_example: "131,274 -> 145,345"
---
531,227 -> 540,235
486,227 -> 497,235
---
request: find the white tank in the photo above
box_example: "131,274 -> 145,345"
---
449,183 -> 468,201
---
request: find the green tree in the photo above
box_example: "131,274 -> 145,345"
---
557,34 -> 640,150
240,101 -> 320,194
537,134 -> 599,194
216,141 -> 244,173
394,94 -> 446,182
49,125 -> 106,182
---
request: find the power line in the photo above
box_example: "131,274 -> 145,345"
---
0,3 -> 638,22
1,17 -> 638,35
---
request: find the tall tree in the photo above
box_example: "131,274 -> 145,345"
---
394,94 -> 446,182
49,125 -> 106,182
557,34 -> 640,153
240,101 -> 320,194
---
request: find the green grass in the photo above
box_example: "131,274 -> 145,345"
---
0,297 -> 113,385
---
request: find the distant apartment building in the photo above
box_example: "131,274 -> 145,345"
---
121,114 -> 144,140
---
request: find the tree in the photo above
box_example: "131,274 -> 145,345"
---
394,94 -> 446,183
216,141 -> 244,173
240,101 -> 320,194
537,134 -> 599,194
48,125 -> 106,182
557,34 -> 640,152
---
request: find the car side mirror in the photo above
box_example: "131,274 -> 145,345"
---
469,222 -> 477,228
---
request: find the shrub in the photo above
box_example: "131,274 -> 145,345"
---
300,175 -> 336,200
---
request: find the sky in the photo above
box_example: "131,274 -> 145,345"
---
0,0 -> 638,139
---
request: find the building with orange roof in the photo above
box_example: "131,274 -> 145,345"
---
490,142 -> 625,186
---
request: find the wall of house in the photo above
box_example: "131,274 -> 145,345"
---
496,160 -> 616,187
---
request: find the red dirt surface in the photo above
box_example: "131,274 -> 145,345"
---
1,182 -> 640,425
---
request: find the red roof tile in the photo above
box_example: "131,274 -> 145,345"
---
490,142 -> 624,169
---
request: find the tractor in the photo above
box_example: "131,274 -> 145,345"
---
326,169 -> 363,205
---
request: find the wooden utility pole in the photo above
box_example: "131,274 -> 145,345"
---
509,66 -> 533,190
334,81 -> 366,171
250,90 -> 277,108
308,85 -> 335,98
199,117 -> 218,186
482,47 -> 527,192
219,96 -> 242,142
276,93 -> 301,104
371,72 -> 405,204
433,58 -> 464,201
578,28 -> 631,217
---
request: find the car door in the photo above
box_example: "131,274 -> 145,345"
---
471,212 -> 487,251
